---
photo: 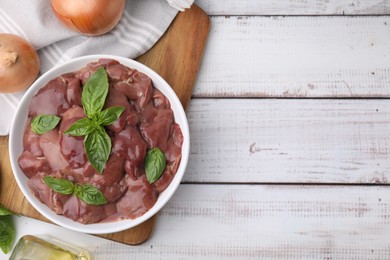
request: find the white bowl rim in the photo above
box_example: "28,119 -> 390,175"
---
9,54 -> 190,234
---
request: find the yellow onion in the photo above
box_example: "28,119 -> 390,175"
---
0,34 -> 40,93
51,0 -> 126,36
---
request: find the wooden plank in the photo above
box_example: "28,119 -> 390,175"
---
93,184 -> 390,259
195,0 -> 390,15
183,99 -> 390,184
193,16 -> 390,98
137,4 -> 210,111
0,4 -> 210,246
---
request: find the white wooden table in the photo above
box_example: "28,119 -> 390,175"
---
5,1 -> 390,259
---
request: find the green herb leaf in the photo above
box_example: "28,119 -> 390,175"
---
84,127 -> 111,174
98,106 -> 125,126
145,148 -> 166,184
43,176 -> 74,195
43,177 -> 107,206
0,215 -> 14,254
31,115 -> 60,134
0,206 -> 12,216
74,184 -> 107,205
64,117 -> 94,136
82,67 -> 109,118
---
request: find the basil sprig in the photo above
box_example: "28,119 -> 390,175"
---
31,115 -> 61,134
64,67 -> 125,173
145,148 -> 167,184
43,176 -> 107,205
0,205 -> 15,254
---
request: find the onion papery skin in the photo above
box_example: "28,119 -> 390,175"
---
51,0 -> 126,36
0,34 -> 40,93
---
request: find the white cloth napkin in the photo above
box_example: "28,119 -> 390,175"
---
0,0 -> 193,136
167,0 -> 194,11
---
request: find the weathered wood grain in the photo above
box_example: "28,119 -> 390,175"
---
184,99 -> 390,184
91,184 -> 390,259
195,0 -> 390,15
193,16 -> 390,98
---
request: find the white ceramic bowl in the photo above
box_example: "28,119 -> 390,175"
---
9,55 -> 190,234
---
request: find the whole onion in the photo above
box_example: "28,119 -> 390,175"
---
51,0 -> 126,36
0,34 -> 40,93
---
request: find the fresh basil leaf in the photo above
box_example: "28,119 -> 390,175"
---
145,148 -> 166,184
0,215 -> 14,254
31,115 -> 60,134
84,127 -> 111,174
43,176 -> 74,195
64,117 -> 94,136
0,206 -> 12,216
98,106 -> 125,126
82,67 -> 109,117
74,184 -> 107,205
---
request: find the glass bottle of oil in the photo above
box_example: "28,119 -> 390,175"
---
9,235 -> 92,260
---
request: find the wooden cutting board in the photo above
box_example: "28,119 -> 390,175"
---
0,4 -> 210,245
